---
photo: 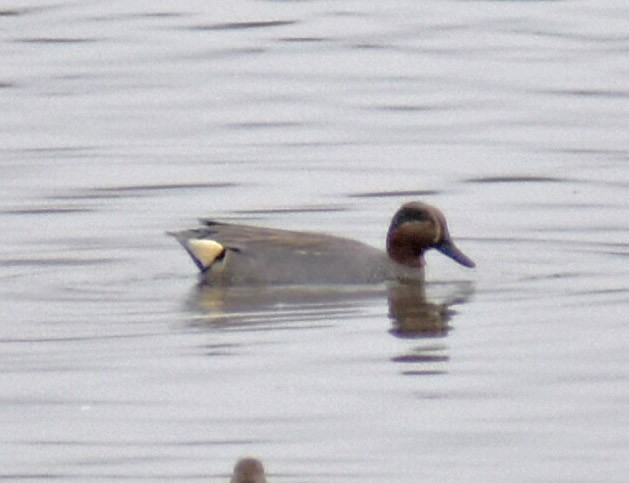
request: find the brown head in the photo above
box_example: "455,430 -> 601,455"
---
386,201 -> 475,269
230,458 -> 267,483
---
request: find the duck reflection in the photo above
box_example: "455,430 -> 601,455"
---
186,284 -> 389,329
387,281 -> 473,376
186,281 -> 474,374
388,282 -> 455,338
188,281 -> 472,331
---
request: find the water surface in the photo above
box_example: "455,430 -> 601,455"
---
1,1 -> 627,482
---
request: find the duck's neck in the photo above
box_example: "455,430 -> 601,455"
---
386,222 -> 434,268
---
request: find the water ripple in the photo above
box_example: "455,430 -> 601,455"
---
189,20 -> 296,31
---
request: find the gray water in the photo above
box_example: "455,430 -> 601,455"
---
1,1 -> 628,482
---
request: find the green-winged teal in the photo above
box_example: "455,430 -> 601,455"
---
170,201 -> 475,286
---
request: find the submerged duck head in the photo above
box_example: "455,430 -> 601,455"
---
230,457 -> 266,483
386,201 -> 475,269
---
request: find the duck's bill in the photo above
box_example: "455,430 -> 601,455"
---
435,239 -> 476,268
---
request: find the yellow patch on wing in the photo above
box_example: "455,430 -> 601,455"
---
187,239 -> 225,269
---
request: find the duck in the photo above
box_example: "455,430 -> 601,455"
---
230,458 -> 266,483
170,201 -> 475,286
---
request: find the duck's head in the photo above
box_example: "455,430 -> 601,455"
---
386,201 -> 475,269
